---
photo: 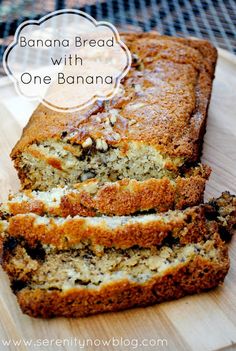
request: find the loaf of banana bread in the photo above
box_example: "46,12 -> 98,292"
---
11,33 -> 217,191
2,32 -> 225,320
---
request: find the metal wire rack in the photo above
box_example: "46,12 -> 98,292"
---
0,0 -> 236,76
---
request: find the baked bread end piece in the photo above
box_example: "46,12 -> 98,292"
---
1,228 -> 229,318
8,235 -> 229,318
10,33 -> 217,190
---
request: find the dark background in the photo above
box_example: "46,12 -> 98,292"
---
0,0 -> 235,75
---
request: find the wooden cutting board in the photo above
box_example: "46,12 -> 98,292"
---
0,48 -> 236,351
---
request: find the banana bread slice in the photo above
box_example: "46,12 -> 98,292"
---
1,193 -> 235,252
11,33 -> 217,190
1,231 -> 229,318
0,165 -> 210,217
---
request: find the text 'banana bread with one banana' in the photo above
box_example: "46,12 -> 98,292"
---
1,193 -> 235,318
11,32 -> 217,192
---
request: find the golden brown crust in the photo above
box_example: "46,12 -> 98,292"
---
1,165 -> 210,217
6,200 -> 45,217
1,206 -> 213,250
1,192 -> 235,252
15,253 -> 229,318
11,33 -> 217,188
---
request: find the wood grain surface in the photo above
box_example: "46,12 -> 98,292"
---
0,49 -> 235,351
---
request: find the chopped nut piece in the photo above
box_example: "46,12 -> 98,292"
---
112,132 -> 121,141
96,138 -> 108,151
81,172 -> 95,182
110,109 -> 119,125
95,116 -> 101,123
128,119 -> 137,126
134,84 -> 142,93
117,86 -> 125,96
101,139 -> 108,151
96,138 -> 103,150
104,118 -> 110,126
82,137 -> 93,148
68,131 -> 78,138
127,102 -> 146,110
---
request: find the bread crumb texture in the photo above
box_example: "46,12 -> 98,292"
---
2,232 -> 229,318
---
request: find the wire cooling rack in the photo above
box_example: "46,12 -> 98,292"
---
0,0 -> 235,75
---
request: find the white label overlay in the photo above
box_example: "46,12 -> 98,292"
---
3,9 -> 131,112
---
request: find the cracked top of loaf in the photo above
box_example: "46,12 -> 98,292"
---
11,32 -> 217,162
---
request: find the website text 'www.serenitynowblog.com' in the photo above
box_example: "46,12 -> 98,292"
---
1,337 -> 168,349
